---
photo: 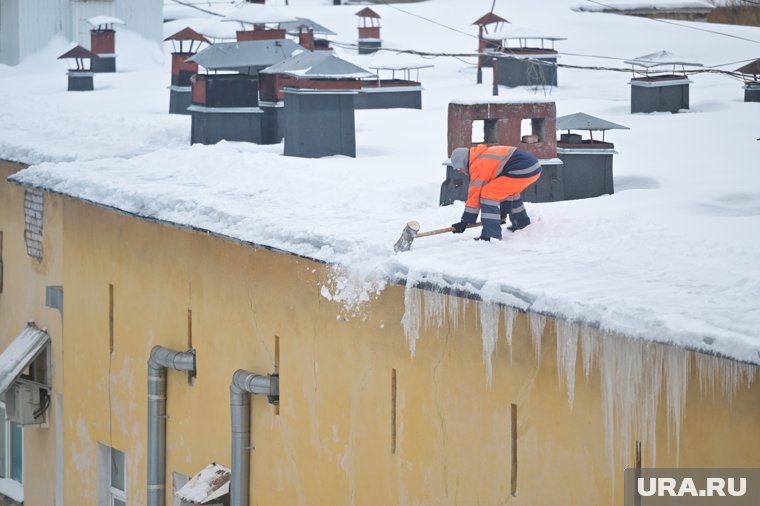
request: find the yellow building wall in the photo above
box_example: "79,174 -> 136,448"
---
58,195 -> 760,506
0,161 -> 63,506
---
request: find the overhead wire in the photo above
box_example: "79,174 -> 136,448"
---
359,1 -> 476,39
169,0 -> 227,17
334,0 -> 758,82
584,0 -> 760,44
331,39 -> 752,80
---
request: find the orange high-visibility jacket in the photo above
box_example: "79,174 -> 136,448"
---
464,145 -> 518,211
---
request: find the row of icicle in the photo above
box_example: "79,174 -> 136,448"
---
401,285 -> 757,481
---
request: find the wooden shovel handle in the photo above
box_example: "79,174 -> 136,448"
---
416,222 -> 485,238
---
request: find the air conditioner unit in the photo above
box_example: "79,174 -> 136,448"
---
5,381 -> 44,425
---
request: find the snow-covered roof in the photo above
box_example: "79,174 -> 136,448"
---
557,113 -> 630,131
369,64 -> 434,71
164,18 -> 238,42
572,0 -> 714,12
260,51 -> 376,79
280,18 -> 337,36
483,27 -> 567,42
186,39 -> 305,72
624,50 -> 702,68
87,16 -> 126,28
221,4 -> 297,25
3,0 -> 760,367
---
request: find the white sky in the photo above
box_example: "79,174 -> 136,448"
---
3,0 -> 760,364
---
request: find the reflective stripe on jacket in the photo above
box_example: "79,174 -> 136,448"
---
464,145 -> 517,215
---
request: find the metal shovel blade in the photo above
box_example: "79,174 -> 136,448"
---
393,221 -> 421,253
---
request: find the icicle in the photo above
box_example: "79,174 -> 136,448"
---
502,306 -> 516,360
422,290 -> 447,331
448,295 -> 462,331
663,346 -> 690,467
609,337 -> 641,471
599,335 -> 618,490
595,331 -> 756,481
696,353 -> 758,401
556,321 -> 579,409
479,302 -> 500,386
401,285 -> 421,357
641,345 -> 663,469
580,325 -> 599,381
599,335 -> 657,487
528,313 -> 546,365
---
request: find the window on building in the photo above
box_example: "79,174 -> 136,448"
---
471,119 -> 499,145
99,444 -> 127,506
520,118 -> 545,144
0,403 -> 24,503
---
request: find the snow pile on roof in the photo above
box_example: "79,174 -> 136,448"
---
483,27 -> 567,42
187,39 -> 305,71
87,16 -> 126,28
556,112 -> 630,131
221,3 -> 297,25
624,50 -> 702,67
572,0 -> 715,12
261,51 -> 376,79
3,0 -> 760,366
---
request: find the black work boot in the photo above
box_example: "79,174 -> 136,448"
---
507,216 -> 531,232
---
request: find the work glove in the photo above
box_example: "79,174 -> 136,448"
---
451,221 -> 468,234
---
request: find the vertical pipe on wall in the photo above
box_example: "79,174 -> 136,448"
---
147,345 -> 196,506
230,369 -> 279,506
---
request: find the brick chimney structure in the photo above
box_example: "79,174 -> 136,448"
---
87,16 -> 125,73
356,7 -> 382,54
298,26 -> 315,51
440,100 -> 561,205
165,27 -> 210,115
472,12 -> 509,70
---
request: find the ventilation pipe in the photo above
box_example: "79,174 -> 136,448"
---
230,369 -> 279,506
147,345 -> 196,506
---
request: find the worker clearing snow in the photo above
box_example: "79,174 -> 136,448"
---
449,145 -> 542,241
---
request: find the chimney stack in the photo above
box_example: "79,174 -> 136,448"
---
58,45 -> 97,91
87,16 -> 125,73
164,27 -> 210,115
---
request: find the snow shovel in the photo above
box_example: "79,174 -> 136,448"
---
393,220 -> 488,253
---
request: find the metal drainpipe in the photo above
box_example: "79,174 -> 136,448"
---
230,369 -> 279,506
147,345 -> 196,506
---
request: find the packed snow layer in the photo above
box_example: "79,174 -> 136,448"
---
572,1 -> 715,12
4,0 -> 760,365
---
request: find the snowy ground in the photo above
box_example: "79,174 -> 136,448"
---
3,0 -> 760,365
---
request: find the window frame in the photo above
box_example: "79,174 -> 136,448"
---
99,443 -> 127,506
109,452 -> 127,505
0,402 -> 24,503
